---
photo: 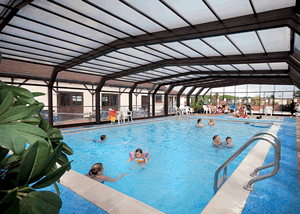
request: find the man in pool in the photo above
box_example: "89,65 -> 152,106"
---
212,135 -> 223,146
93,135 -> 107,143
225,137 -> 234,147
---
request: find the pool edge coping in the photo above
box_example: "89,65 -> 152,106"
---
58,117 -> 281,214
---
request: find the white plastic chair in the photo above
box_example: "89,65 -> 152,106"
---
203,105 -> 211,114
175,107 -> 182,116
182,106 -> 190,116
190,108 -> 194,115
265,106 -> 273,116
295,106 -> 300,117
120,107 -> 133,123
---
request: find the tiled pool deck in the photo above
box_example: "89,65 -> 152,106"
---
53,115 -> 299,214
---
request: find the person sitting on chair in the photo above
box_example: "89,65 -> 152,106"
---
246,103 -> 253,115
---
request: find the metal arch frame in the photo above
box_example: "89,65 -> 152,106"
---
176,86 -> 187,108
186,86 -> 197,106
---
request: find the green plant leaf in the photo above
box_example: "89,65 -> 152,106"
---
0,85 -> 33,100
53,182 -> 60,196
20,117 -> 40,125
31,92 -> 45,97
39,119 -> 50,132
32,161 -> 71,189
0,189 -> 17,210
17,141 -> 39,186
0,127 -> 26,155
0,89 -> 14,116
57,152 -> 71,171
0,105 -> 36,124
49,128 -> 63,140
29,142 -> 63,184
3,122 -> 48,138
19,191 -> 62,214
16,96 -> 35,105
62,142 -> 73,155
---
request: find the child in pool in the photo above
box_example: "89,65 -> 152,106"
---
212,135 -> 223,146
225,137 -> 234,147
208,119 -> 215,125
127,148 -> 150,172
93,135 -> 107,143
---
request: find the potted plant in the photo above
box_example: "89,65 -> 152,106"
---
0,83 -> 73,213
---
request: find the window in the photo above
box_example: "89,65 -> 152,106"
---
155,95 -> 162,103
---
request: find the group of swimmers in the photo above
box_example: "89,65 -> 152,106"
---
196,118 -> 215,127
86,148 -> 149,183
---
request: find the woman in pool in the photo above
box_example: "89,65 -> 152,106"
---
127,148 -> 150,172
86,163 -> 128,183
196,118 -> 204,127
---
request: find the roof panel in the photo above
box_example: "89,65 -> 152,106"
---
135,46 -> 172,59
147,44 -> 187,58
252,0 -> 295,13
2,54 -> 58,66
87,59 -> 131,70
73,66 -> 113,74
145,71 -> 168,77
203,65 -> 223,71
164,0 -> 217,25
192,87 -> 202,95
0,41 -> 72,60
9,16 -> 100,48
163,42 -> 203,57
190,65 -> 210,71
97,55 -> 140,67
181,39 -> 221,57
258,27 -> 290,52
90,0 -> 165,32
249,63 -> 270,70
217,65 -> 237,71
155,68 -> 178,75
106,52 -> 149,65
183,86 -> 193,94
207,0 -> 253,20
202,36 -> 241,55
231,64 -> 253,70
3,25 -> 92,53
19,4 -> 113,44
117,47 -> 162,62
164,66 -> 191,73
269,62 -> 289,70
79,63 -> 122,72
126,0 -> 188,29
228,31 -> 265,54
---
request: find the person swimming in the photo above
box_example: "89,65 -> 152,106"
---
127,148 -> 150,173
93,135 -> 107,143
85,163 -> 128,183
196,118 -> 204,127
208,119 -> 215,125
212,135 -> 223,146
225,137 -> 234,147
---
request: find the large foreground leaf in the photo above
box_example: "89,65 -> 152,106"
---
0,105 -> 36,124
19,191 -> 62,214
0,89 -> 14,116
0,127 -> 26,155
3,122 -> 47,138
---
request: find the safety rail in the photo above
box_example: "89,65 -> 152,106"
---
214,131 -> 281,193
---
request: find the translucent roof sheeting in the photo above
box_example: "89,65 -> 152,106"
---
0,0 -> 297,89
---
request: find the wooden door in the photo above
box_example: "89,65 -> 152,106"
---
141,95 -> 148,110
58,92 -> 83,120
102,93 -> 119,111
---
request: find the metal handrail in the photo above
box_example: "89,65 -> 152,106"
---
250,132 -> 281,177
214,132 -> 280,193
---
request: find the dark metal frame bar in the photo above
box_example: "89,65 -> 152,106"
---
176,86 -> 187,108
164,85 -> 174,115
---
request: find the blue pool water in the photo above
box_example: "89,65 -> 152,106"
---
242,118 -> 300,214
62,117 -> 271,213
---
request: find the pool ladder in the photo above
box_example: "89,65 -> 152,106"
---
214,131 -> 281,193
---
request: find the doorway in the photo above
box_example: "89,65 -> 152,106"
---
57,92 -> 84,120
141,95 -> 148,110
102,93 -> 119,111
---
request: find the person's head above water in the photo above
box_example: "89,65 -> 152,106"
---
197,118 -> 202,123
226,137 -> 232,144
89,163 -> 104,176
213,135 -> 220,141
135,148 -> 143,158
100,135 -> 107,141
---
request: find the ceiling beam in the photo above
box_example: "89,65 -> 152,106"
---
108,52 -> 289,79
52,7 -> 298,73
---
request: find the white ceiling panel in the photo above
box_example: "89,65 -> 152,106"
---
231,64 -> 253,70
257,27 -> 290,52
126,0 -> 188,29
228,31 -> 265,54
88,59 -> 131,70
135,46 -> 172,59
73,66 -> 113,74
249,63 -> 270,70
207,0 -> 253,20
117,48 -> 161,62
156,68 -> 178,75
202,65 -> 223,71
145,71 -> 168,76
252,0 -> 295,13
181,39 -> 221,57
163,42 -> 203,57
202,36 -> 242,55
217,65 -> 237,71
269,62 -> 289,70
190,66 -> 210,71
164,66 -> 191,73
147,44 -> 188,58
79,63 -> 122,72
106,52 -> 148,65
183,86 -> 193,94
97,56 -> 139,67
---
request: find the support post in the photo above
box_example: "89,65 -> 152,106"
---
48,69 -> 59,125
176,86 -> 186,108
152,85 -> 161,118
186,86 -> 196,106
96,78 -> 106,124
195,88 -> 204,103
164,85 -> 174,116
129,83 -> 137,111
